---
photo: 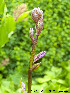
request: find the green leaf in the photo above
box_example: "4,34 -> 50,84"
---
0,15 -> 16,49
3,4 -> 7,17
0,0 -> 5,15
16,10 -> 31,23
57,79 -> 66,85
36,77 -> 50,83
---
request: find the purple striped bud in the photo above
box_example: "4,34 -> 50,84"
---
20,79 -> 27,93
29,28 -> 34,44
39,15 -> 43,22
33,51 -> 47,63
31,12 -> 39,23
36,21 -> 43,35
35,20 -> 43,29
31,7 -> 43,23
29,28 -> 34,36
37,7 -> 43,17
21,82 -> 26,91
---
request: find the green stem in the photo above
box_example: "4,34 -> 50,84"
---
29,43 -> 36,68
28,69 -> 32,93
29,33 -> 38,68
28,33 -> 38,93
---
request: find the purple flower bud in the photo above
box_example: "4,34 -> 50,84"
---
31,13 -> 39,23
37,7 -> 43,17
36,21 -> 43,35
39,15 -> 43,22
33,51 -> 47,63
29,28 -> 35,44
31,7 -> 43,23
37,51 -> 46,58
29,28 -> 34,36
21,82 -> 26,90
21,81 -> 27,93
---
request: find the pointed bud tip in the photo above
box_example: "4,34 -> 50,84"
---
45,51 -> 47,52
21,77 -> 22,80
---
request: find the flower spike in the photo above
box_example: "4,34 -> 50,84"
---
33,51 -> 47,63
28,7 -> 44,93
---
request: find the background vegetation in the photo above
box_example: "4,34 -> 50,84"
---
0,0 -> 70,93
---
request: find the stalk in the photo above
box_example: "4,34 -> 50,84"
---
28,69 -> 32,93
28,33 -> 38,93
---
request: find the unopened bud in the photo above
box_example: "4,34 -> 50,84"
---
20,79 -> 27,93
39,15 -> 43,22
29,28 -> 34,36
30,62 -> 41,71
36,21 -> 43,35
37,7 -> 43,17
29,28 -> 34,44
31,12 -> 39,23
31,7 -> 43,23
33,51 -> 47,63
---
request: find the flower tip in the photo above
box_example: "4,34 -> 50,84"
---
38,7 -> 40,9
45,51 -> 47,52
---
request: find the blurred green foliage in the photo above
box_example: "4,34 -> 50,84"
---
0,0 -> 70,93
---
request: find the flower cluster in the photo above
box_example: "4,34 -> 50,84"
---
29,7 -> 43,44
31,7 -> 43,23
31,7 -> 43,35
29,7 -> 46,69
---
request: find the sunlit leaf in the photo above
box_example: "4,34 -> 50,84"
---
0,15 -> 16,49
0,0 -> 5,15
16,10 -> 31,23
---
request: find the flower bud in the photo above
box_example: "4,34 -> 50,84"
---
29,28 -> 34,44
37,7 -> 43,17
20,78 -> 27,93
30,62 -> 41,71
21,82 -> 26,90
29,28 -> 34,36
39,15 -> 43,22
36,21 -> 43,35
31,7 -> 43,23
33,51 -> 47,63
31,12 -> 39,23
35,20 -> 43,28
